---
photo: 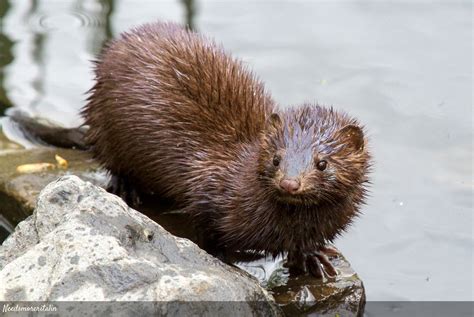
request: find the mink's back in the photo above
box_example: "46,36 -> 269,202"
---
82,22 -> 274,198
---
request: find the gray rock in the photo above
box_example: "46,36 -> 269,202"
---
0,175 -> 281,316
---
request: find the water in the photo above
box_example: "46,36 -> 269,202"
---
0,0 -> 472,302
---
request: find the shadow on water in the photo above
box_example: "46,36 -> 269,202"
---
0,0 -> 13,114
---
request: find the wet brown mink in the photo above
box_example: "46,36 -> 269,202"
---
82,22 -> 371,277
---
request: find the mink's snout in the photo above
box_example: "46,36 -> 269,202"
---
279,178 -> 301,194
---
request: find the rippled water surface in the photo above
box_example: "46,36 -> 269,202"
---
0,0 -> 472,302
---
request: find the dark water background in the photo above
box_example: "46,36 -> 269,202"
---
0,0 -> 472,302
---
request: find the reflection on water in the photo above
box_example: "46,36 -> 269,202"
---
72,0 -> 115,55
27,0 -> 45,117
0,0 -> 117,125
0,0 -> 194,125
0,0 -> 13,111
181,0 -> 196,30
0,0 -> 471,303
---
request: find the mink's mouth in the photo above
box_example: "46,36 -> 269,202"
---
274,191 -> 307,204
273,186 -> 325,206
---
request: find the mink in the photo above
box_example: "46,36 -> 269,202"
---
82,22 -> 372,277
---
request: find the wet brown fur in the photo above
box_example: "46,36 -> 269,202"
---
83,22 -> 371,259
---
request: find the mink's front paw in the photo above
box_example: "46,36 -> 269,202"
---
107,174 -> 142,207
286,246 -> 339,278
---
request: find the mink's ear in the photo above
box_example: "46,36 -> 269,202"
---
266,113 -> 282,129
336,125 -> 364,152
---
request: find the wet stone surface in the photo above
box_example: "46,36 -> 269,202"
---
252,254 -> 366,316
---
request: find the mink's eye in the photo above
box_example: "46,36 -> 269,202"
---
316,160 -> 327,171
273,155 -> 281,167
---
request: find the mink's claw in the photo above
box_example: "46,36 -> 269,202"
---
287,246 -> 338,278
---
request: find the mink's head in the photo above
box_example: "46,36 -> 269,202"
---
258,104 -> 371,206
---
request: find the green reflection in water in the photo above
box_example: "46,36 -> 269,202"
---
181,0 -> 196,31
28,0 -> 45,112
101,0 -> 114,41
74,0 -> 115,55
0,0 -> 13,113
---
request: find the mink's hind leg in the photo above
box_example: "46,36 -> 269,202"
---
286,247 -> 339,278
107,174 -> 142,207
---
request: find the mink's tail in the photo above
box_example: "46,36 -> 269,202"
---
1,110 -> 88,150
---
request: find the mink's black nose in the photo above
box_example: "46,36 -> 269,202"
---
279,178 -> 300,194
